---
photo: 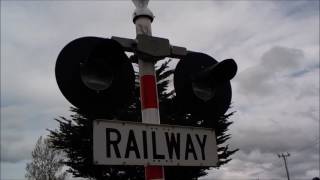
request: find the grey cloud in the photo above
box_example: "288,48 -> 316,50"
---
275,0 -> 319,19
260,46 -> 303,71
1,134 -> 34,163
1,161 -> 29,179
202,147 -> 319,179
1,103 -> 71,163
232,125 -> 318,155
230,83 -> 318,156
237,46 -> 305,96
221,45 -> 318,179
1,0 -> 136,166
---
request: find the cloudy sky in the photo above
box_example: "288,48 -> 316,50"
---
1,0 -> 319,179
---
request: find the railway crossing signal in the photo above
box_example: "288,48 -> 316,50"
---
55,36 -> 237,117
54,0 -> 237,179
55,37 -> 135,114
174,52 -> 237,121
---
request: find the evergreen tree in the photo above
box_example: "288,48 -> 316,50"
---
25,136 -> 67,180
48,60 -> 237,180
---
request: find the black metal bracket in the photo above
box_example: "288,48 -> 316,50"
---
111,35 -> 188,61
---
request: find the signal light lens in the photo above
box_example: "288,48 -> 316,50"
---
191,58 -> 237,102
191,81 -> 216,102
80,57 -> 114,91
174,52 -> 237,119
55,37 -> 135,113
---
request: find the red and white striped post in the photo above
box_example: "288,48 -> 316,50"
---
132,0 -> 165,180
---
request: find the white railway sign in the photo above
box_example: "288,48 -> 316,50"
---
93,119 -> 218,166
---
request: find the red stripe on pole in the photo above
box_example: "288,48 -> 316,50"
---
140,75 -> 158,109
145,166 -> 164,180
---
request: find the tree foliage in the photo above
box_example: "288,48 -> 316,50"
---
48,60 -> 238,180
25,136 -> 67,180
